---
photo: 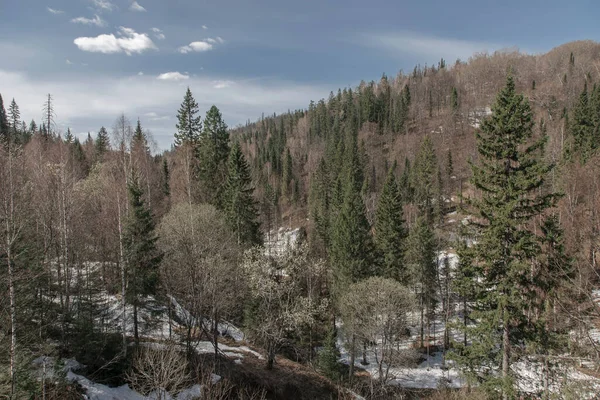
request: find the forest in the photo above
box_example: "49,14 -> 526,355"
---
2,40 -> 600,399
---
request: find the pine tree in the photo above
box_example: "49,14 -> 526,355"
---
281,148 -> 293,200
451,76 -> 557,397
412,136 -> 438,221
198,105 -> 229,204
451,87 -> 459,114
329,130 -> 375,291
374,162 -> 408,282
570,82 -> 594,162
309,158 -> 330,254
162,158 -> 170,197
123,173 -> 163,346
64,128 -> 73,144
174,87 -> 202,147
222,142 -> 261,246
7,99 -> 20,146
95,127 -> 110,161
317,327 -> 341,381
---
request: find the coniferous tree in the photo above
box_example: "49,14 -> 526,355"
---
7,99 -> 20,146
222,142 -> 261,246
374,162 -> 408,282
451,76 -> 557,397
309,158 -> 330,254
317,327 -> 341,381
123,173 -> 163,346
0,94 -> 8,145
199,105 -> 229,204
570,82 -> 594,162
65,128 -> 73,144
281,148 -> 293,200
174,87 -> 202,147
329,130 -> 375,291
412,136 -> 438,221
404,215 -> 436,348
451,87 -> 459,114
95,126 -> 110,161
162,158 -> 170,197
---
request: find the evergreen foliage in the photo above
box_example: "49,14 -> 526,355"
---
123,173 -> 163,345
222,142 -> 262,246
174,87 -> 202,147
451,75 -> 557,396
374,162 -> 408,282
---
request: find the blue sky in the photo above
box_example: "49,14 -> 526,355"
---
0,0 -> 597,150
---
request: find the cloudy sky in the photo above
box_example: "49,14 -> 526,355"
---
1,0 -> 597,150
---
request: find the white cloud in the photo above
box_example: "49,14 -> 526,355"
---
0,69 -> 328,150
157,72 -> 189,81
178,41 -> 213,54
47,7 -> 64,15
151,28 -> 165,40
213,80 -> 234,89
66,59 -> 73,65
71,14 -> 106,27
202,25 -> 208,30
74,27 -> 157,55
137,71 -> 144,76
361,31 -> 501,62
91,0 -> 115,12
129,1 -> 146,12
178,37 -> 224,54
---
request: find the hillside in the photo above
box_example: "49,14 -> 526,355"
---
2,40 -> 600,399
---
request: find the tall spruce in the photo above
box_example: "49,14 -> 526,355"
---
199,105 -> 229,204
451,76 -> 557,398
570,82 -> 594,162
374,162 -> 408,282
174,87 -> 202,147
329,129 -> 375,291
123,173 -> 163,346
222,142 -> 261,246
309,158 -> 330,254
412,136 -> 438,221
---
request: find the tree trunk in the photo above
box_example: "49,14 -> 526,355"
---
117,196 -> 127,356
133,298 -> 139,346
349,335 -> 356,381
8,244 -> 16,399
502,307 -> 510,400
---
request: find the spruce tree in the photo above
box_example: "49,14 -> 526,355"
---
95,127 -> 110,161
162,158 -> 170,197
0,94 -> 8,145
317,327 -> 341,381
404,215 -> 436,348
329,130 -> 375,291
374,162 -> 408,282
198,105 -> 230,204
309,158 -> 330,254
7,99 -> 20,146
412,136 -> 438,221
222,142 -> 261,246
570,82 -> 594,162
451,76 -> 557,397
174,87 -> 202,147
281,148 -> 293,200
123,173 -> 163,346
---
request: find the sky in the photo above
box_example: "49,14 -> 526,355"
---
0,0 -> 598,150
